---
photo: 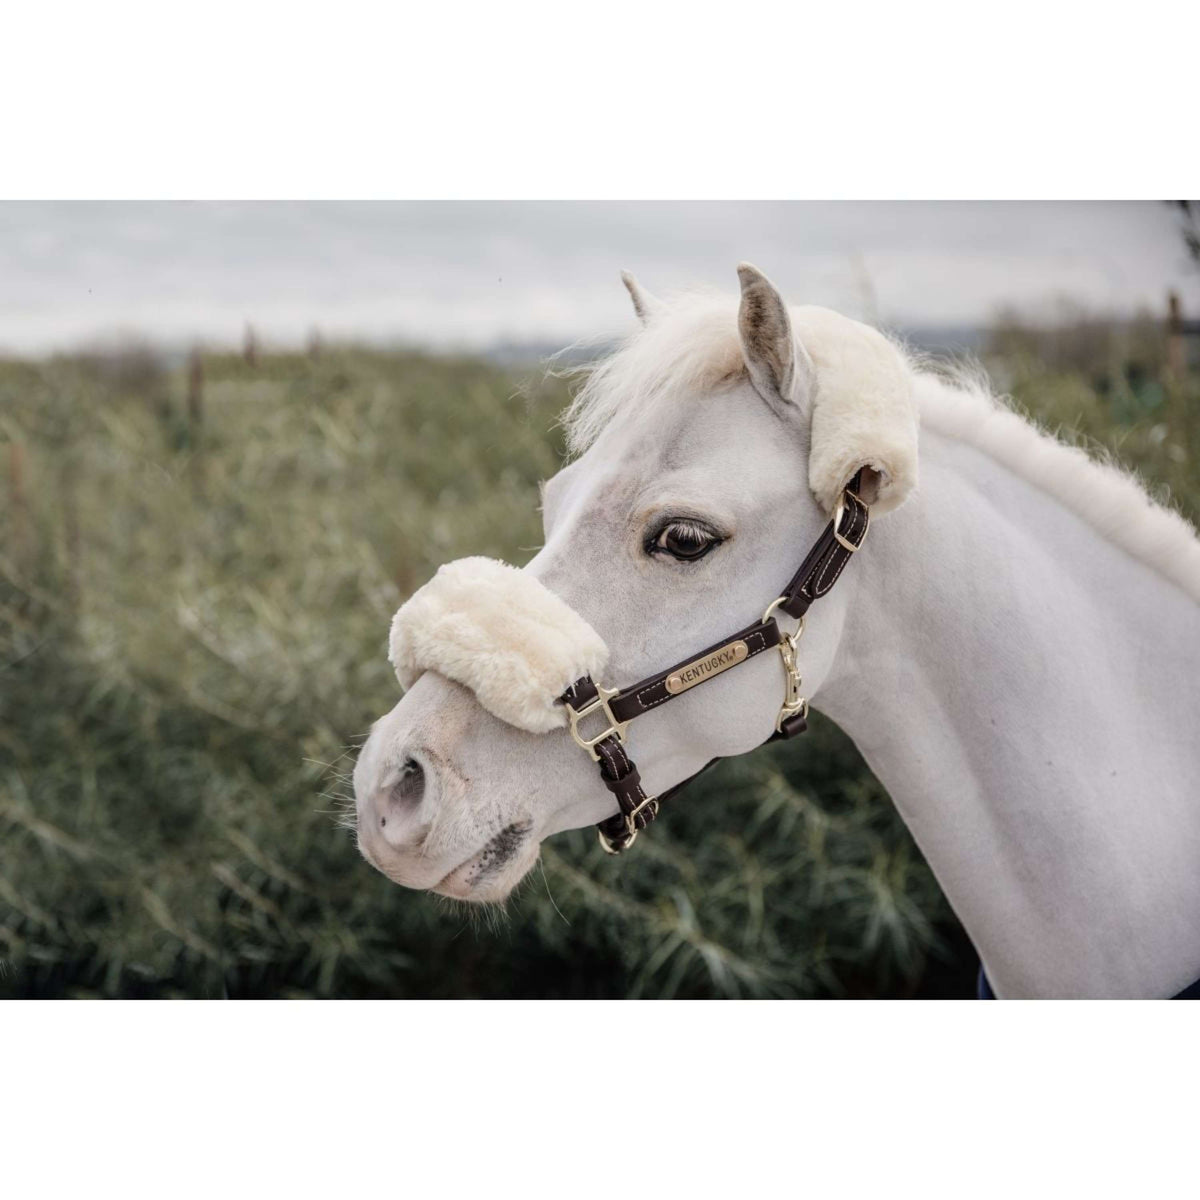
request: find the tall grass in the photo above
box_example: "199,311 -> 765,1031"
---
0,326 -> 1192,998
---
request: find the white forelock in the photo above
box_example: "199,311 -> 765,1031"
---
388,556 -> 609,733
561,291 -> 747,456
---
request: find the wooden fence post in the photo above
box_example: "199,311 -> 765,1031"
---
187,349 -> 205,442
59,442 -> 82,622
8,438 -> 28,581
243,323 -> 259,369
1167,291 -> 1185,382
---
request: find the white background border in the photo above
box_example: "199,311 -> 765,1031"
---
4,1002 -> 1196,1196
3,2 -> 1197,198
3,2 -> 1197,1193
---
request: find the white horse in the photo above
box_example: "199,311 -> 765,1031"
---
354,264 -> 1200,999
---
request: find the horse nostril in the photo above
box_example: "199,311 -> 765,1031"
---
390,756 -> 426,808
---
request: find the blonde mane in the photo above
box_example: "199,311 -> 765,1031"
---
561,294 -> 1200,603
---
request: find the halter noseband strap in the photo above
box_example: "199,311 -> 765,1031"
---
561,477 -> 870,853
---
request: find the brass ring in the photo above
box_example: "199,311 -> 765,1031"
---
762,597 -> 806,642
762,595 -> 788,624
598,826 -> 634,855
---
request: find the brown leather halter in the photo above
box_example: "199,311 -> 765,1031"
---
560,475 -> 870,853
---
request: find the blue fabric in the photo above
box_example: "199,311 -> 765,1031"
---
977,965 -> 1200,999
1173,974 -> 1200,1000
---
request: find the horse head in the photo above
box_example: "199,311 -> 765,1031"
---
353,264 -> 917,901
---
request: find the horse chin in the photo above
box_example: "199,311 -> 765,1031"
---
429,833 -> 541,904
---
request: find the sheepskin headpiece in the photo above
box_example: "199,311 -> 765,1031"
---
792,305 -> 919,517
589,269 -> 919,519
388,557 -> 609,733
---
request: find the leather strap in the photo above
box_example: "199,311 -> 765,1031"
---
594,737 -> 659,853
777,487 -> 869,618
562,619 -> 782,724
608,619 -> 781,725
562,476 -> 870,852
559,677 -> 658,852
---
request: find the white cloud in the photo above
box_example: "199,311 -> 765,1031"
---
0,201 -> 1196,354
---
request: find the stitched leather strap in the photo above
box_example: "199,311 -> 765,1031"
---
608,619 -> 781,724
777,487 -> 869,618
594,737 -> 659,852
562,620 -> 781,725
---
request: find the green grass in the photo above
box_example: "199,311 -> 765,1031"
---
1,335 -> 1193,998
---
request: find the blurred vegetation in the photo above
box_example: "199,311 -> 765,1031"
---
1,307 -> 1196,998
985,301 -> 1199,520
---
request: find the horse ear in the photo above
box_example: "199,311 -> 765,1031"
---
792,306 -> 920,516
736,262 -> 815,411
620,270 -> 663,324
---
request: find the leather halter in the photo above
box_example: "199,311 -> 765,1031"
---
560,476 -> 871,853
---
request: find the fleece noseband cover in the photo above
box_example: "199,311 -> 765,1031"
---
388,556 -> 609,734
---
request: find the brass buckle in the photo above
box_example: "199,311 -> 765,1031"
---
565,684 -> 630,762
597,795 -> 659,854
832,489 -> 869,554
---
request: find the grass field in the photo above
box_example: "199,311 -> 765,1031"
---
1,322 -> 1195,998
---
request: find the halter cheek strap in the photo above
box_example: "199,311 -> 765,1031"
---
561,479 -> 870,853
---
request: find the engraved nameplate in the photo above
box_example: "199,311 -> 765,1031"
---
665,639 -> 749,695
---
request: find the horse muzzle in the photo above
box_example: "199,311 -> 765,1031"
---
353,671 -> 578,901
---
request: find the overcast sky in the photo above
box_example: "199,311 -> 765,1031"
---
1,201 -> 1196,355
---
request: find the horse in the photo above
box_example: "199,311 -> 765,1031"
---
353,263 -> 1200,998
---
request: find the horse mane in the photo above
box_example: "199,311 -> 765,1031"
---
914,366 -> 1200,602
560,291 -> 1200,603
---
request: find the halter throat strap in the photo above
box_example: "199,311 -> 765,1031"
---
561,478 -> 870,853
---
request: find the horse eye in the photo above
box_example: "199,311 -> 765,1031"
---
651,520 -> 721,562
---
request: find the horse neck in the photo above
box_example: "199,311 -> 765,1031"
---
815,426 -> 1200,998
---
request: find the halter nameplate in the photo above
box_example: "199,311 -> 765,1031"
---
665,639 -> 749,694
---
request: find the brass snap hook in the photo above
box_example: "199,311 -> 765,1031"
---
774,629 -> 808,732
763,606 -> 808,733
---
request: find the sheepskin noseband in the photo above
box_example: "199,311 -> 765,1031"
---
388,557 -> 609,734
